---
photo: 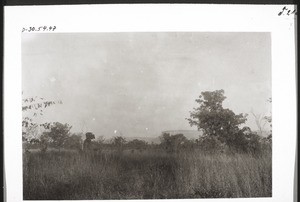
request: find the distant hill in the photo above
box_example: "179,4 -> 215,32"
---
162,130 -> 203,139
125,136 -> 161,144
127,130 -> 202,144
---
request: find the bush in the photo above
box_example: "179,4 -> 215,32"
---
64,134 -> 83,151
225,129 -> 263,156
197,135 -> 227,153
160,133 -> 188,153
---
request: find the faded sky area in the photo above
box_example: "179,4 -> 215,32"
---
22,33 -> 271,138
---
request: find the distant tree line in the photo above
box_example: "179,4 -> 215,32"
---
22,90 -> 272,156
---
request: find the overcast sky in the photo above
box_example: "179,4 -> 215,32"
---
22,32 -> 271,138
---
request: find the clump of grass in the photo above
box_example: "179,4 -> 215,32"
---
176,152 -> 272,198
23,149 -> 272,200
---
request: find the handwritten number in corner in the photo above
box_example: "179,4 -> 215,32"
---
278,6 -> 297,16
21,26 -> 57,33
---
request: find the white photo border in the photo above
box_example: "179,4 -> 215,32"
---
4,4 -> 297,202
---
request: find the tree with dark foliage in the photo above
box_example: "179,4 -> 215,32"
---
64,134 -> 83,151
160,133 -> 188,153
43,122 -> 72,151
187,90 -> 261,153
127,139 -> 148,152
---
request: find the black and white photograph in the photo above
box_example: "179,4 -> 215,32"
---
22,32 -> 272,200
3,4 -> 297,202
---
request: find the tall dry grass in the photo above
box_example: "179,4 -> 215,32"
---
23,149 -> 271,199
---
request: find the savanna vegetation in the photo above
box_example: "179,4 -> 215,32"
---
22,90 -> 272,199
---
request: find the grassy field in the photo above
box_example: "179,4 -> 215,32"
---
23,149 -> 272,200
